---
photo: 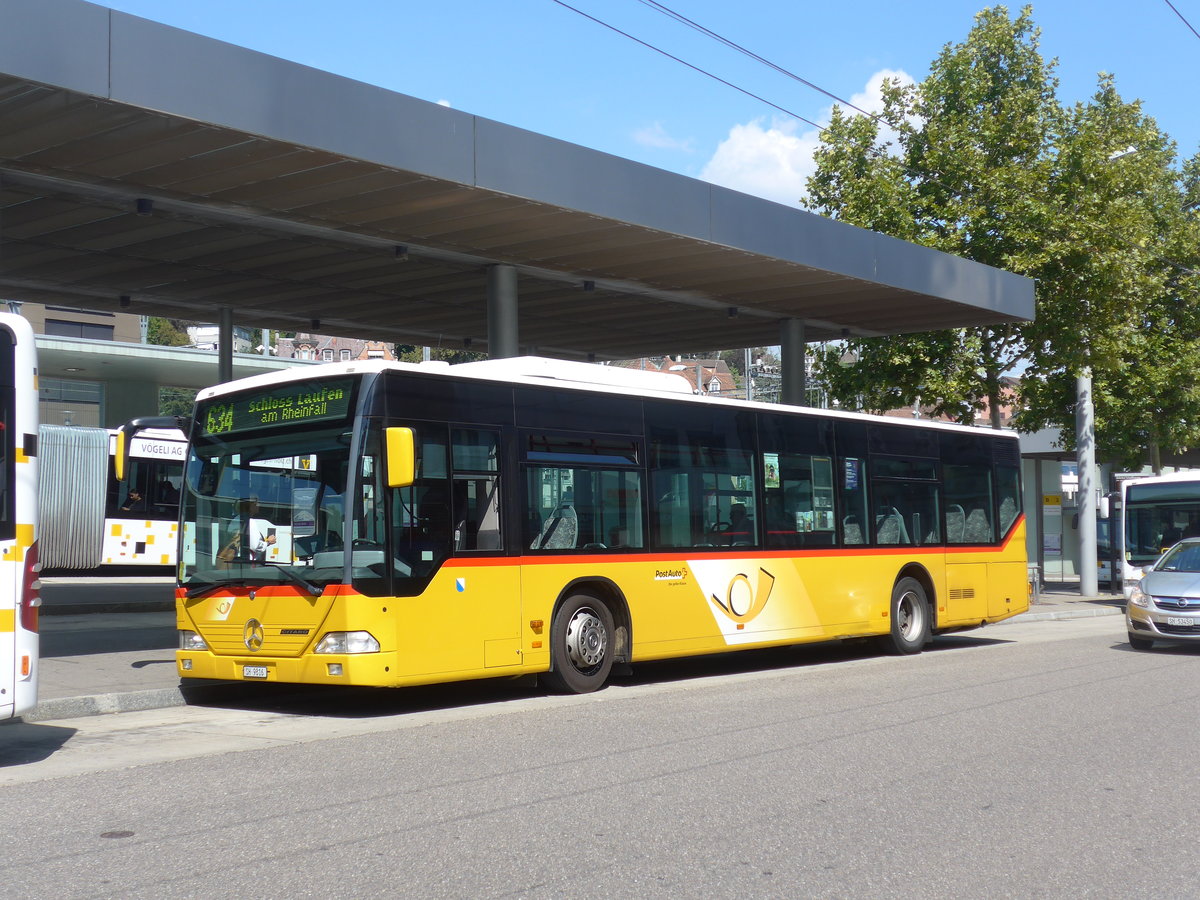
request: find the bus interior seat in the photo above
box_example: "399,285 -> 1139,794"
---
998,497 -> 1017,531
843,515 -> 864,545
875,507 -> 911,545
946,504 -> 966,542
963,508 -> 992,543
530,504 -> 578,550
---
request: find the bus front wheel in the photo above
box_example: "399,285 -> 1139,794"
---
879,577 -> 930,655
542,594 -> 615,694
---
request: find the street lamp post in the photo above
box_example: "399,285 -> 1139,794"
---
1077,370 -> 1098,596
1075,146 -> 1142,598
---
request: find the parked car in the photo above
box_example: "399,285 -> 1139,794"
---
1126,537 -> 1200,650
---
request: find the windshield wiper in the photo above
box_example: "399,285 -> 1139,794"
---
184,565 -> 323,599
265,563 -> 323,597
184,578 -> 248,600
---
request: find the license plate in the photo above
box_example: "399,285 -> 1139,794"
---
1166,617 -> 1198,627
242,665 -> 269,679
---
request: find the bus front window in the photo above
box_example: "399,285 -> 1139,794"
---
181,424 -> 352,591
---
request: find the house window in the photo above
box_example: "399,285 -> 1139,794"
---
340,349 -> 351,361
367,349 -> 385,359
322,349 -> 333,361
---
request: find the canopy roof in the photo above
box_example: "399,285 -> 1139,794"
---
0,0 -> 1034,360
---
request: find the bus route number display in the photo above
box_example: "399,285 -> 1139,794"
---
202,380 -> 354,436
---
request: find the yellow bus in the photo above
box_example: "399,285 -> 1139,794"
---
0,313 -> 40,720
138,356 -> 1026,694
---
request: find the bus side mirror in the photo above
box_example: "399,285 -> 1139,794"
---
115,416 -> 185,482
114,422 -> 134,482
385,427 -> 415,488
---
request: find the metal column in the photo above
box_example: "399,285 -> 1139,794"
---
780,318 -> 806,406
487,264 -> 519,359
218,307 -> 234,384
1077,370 -> 1098,596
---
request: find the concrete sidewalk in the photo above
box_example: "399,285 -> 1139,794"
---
14,581 -> 1126,724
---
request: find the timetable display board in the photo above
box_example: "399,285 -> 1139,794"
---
200,378 -> 356,436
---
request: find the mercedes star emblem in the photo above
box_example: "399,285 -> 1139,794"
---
243,618 -> 264,652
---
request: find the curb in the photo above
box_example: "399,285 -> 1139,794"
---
1012,606 -> 1123,623
20,681 -> 321,724
22,687 -> 188,723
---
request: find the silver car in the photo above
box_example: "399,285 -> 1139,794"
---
1127,537 -> 1200,650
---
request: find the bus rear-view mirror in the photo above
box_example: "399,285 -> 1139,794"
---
386,427 -> 415,488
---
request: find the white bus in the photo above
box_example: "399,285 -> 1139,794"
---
1120,471 -> 1200,597
0,313 -> 40,721
38,425 -> 185,572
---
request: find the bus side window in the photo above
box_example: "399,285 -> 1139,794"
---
451,429 -> 502,553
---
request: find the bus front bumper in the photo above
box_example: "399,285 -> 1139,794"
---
177,649 -> 400,686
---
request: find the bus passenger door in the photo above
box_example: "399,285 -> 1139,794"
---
390,433 -> 522,676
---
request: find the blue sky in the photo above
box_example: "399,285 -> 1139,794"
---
98,0 -> 1199,208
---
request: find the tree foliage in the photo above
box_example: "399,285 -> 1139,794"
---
804,5 -> 1200,465
394,345 -> 487,365
145,317 -> 192,347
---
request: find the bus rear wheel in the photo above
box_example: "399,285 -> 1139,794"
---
879,577 -> 930,655
542,594 -> 615,694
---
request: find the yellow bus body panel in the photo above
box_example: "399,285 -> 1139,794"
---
177,518 -> 1027,689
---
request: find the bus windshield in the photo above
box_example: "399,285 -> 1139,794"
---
1124,480 -> 1200,565
181,421 -> 354,593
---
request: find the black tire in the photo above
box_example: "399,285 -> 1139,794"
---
541,594 -> 615,694
1128,633 -> 1155,651
878,576 -> 931,655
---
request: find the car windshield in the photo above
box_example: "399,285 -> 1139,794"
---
180,422 -> 354,592
1155,542 -> 1200,573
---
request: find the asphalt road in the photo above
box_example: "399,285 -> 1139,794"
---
1,614 -> 1196,899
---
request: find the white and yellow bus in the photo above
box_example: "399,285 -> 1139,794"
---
0,312 -> 40,720
133,357 -> 1026,694
39,424 -> 185,573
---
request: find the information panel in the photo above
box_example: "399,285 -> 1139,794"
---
200,379 -> 355,436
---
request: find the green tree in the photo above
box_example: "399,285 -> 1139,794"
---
158,386 -> 198,417
805,5 -> 1200,467
395,345 -> 487,365
806,5 -> 1057,427
1018,81 -> 1200,467
145,317 -> 192,347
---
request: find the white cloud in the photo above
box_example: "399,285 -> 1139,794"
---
632,121 -> 694,153
437,99 -> 452,107
699,68 -> 914,207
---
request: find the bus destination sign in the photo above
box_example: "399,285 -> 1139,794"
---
202,379 -> 355,436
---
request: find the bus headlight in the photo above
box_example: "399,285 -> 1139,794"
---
179,630 -> 208,651
1129,585 -> 1151,608
315,631 -> 380,654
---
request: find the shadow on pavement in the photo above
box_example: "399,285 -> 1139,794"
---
179,631 -> 1010,721
0,722 -> 78,767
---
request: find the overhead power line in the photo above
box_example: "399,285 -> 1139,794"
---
548,0 -> 823,129
1163,0 -> 1200,41
550,0 -> 1198,285
634,0 -> 882,122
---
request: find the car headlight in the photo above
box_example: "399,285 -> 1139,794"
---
315,631 -> 380,654
179,630 -> 208,651
1129,585 -> 1151,608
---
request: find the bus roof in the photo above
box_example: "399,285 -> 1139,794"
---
196,356 -> 1019,441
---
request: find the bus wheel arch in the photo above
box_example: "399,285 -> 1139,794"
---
880,566 -> 934,655
541,578 -> 629,694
